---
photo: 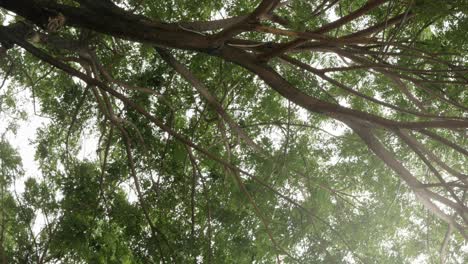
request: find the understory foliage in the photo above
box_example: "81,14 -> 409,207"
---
0,0 -> 467,263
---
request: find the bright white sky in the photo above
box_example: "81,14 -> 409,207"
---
0,88 -> 48,193
1,87 -> 101,194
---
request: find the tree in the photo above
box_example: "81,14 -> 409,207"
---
0,0 -> 466,262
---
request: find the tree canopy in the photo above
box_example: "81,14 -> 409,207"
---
0,0 -> 467,263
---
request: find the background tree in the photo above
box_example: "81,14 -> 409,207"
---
0,0 -> 467,263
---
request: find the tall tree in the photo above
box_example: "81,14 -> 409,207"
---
0,0 -> 466,263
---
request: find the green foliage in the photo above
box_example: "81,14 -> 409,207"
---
0,0 -> 467,263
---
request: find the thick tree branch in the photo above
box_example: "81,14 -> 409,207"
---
343,119 -> 467,237
210,0 -> 281,43
258,0 -> 391,61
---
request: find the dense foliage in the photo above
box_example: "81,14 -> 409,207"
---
0,0 -> 467,263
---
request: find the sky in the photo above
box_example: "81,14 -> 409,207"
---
0,83 -> 101,235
